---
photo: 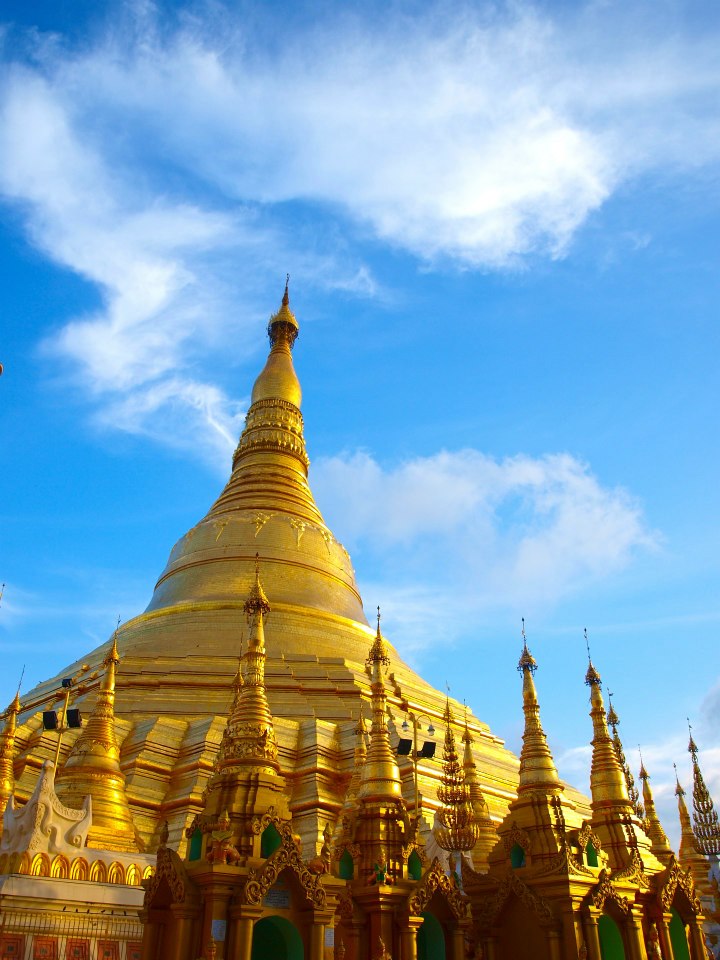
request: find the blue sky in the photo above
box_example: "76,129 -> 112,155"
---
1,0 -> 719,843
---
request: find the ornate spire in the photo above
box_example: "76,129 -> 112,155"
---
516,622 -> 561,794
675,763 -> 713,895
215,556 -> 278,776
55,629 -> 139,852
357,609 -> 401,802
687,722 -> 720,856
583,634 -> 633,815
606,691 -> 644,820
436,699 -> 477,852
0,689 -> 21,825
638,752 -> 673,864
250,278 -> 301,407
462,709 -> 496,869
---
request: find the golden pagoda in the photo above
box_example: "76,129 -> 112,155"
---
12,282 -> 520,858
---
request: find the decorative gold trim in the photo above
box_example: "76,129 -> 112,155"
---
242,823 -> 326,908
407,857 -> 468,920
587,869 -> 632,916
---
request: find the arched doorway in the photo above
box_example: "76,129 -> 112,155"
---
251,916 -> 304,960
417,911 -> 446,960
598,914 -> 626,960
669,908 -> 691,960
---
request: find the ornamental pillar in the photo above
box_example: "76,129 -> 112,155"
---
169,905 -> 198,960
450,926 -> 466,960
399,916 -> 423,960
546,927 -> 563,960
227,905 -> 262,960
583,910 -> 602,960
657,915 -> 675,960
202,890 -> 231,959
687,918 -> 707,960
310,919 -> 326,960
140,916 -> 162,960
628,909 -> 649,960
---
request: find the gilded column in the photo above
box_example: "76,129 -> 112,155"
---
169,905 -> 197,960
627,909 -> 648,960
310,920 -> 325,960
0,691 -> 20,828
583,910 -> 602,960
687,918 -> 707,960
449,927 -> 465,960
399,916 -> 423,960
657,914 -> 675,960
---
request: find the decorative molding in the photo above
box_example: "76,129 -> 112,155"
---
655,856 -> 701,915
501,822 -> 531,856
476,868 -> 555,927
587,869 -> 632,916
143,829 -> 187,907
242,824 -> 326,909
407,857 -> 468,921
612,849 -> 650,889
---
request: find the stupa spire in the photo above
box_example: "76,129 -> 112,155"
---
55,628 -> 139,852
687,721 -> 720,856
607,691 -> 644,820
215,555 -> 278,776
584,631 -> 633,815
462,708 -> 496,870
516,620 -> 561,794
675,763 -> 714,896
638,751 -> 673,864
357,609 -> 402,803
0,688 -> 21,826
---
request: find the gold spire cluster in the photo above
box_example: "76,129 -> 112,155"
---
516,623 -> 561,795
214,555 -> 278,776
583,636 -> 633,816
675,764 -> 714,896
436,699 -> 477,852
55,632 -> 139,852
687,723 -> 720,856
357,610 -> 401,803
607,691 -> 644,820
638,753 -> 673,864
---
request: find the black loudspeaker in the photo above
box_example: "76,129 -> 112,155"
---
66,708 -> 82,729
396,738 -> 413,756
42,710 -> 59,731
419,741 -> 436,759
61,678 -> 73,689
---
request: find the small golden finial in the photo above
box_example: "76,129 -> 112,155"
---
638,745 -> 648,780
244,554 -> 270,618
517,618 -> 537,674
606,688 -> 619,728
687,717 -> 698,755
674,762 -> 685,797
584,628 -> 601,685
283,273 -> 290,306
377,605 -> 381,634
366,605 -> 390,667
106,618 -> 121,665
0,583 -> 4,608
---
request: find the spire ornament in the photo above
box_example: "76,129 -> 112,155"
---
54,625 -> 139,852
583,634 -> 633,816
435,699 -> 477,852
687,721 -> 720,856
516,623 -> 561,794
606,691 -> 644,820
637,751 -> 673,864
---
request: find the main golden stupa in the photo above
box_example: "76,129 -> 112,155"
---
14,283 -> 524,854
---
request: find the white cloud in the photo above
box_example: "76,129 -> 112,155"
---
312,449 -> 656,650
1,2 -> 719,454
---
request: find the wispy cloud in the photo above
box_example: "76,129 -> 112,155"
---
313,449 -> 656,651
1,1 -> 719,455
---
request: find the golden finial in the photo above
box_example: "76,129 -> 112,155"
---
606,689 -> 619,729
436,695 -> 477,851
266,276 -> 299,347
584,628 -> 601,686
638,746 -> 648,781
674,763 -> 685,797
517,617 -> 537,674
366,605 -> 390,667
0,583 -> 4,607
283,273 -> 290,306
105,618 -> 121,666
244,554 -> 270,619
637,749 -> 673,863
